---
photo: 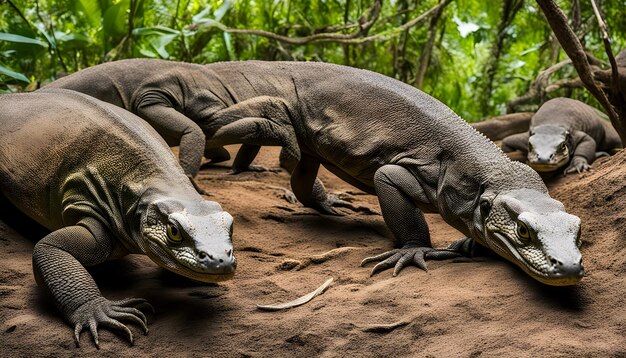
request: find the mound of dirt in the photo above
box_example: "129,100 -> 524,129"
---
0,145 -> 623,357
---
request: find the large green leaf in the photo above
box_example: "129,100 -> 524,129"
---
0,33 -> 47,47
0,64 -> 30,83
103,0 -> 130,37
74,0 -> 102,27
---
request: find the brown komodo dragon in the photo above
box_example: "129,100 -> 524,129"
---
0,89 -> 236,347
48,60 -> 584,286
501,97 -> 622,174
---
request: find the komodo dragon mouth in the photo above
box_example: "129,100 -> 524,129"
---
146,239 -> 236,282
489,231 -> 583,286
528,156 -> 569,172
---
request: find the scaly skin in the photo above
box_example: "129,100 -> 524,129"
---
0,89 -> 236,347
501,97 -> 622,175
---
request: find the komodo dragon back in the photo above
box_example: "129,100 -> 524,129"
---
0,88 -> 236,347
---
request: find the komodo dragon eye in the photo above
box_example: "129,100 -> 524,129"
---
559,143 -> 567,151
516,221 -> 531,243
167,223 -> 183,243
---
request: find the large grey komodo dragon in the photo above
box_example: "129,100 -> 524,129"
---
0,89 -> 236,347
45,59 -> 369,214
501,97 -> 622,174
49,60 -> 584,286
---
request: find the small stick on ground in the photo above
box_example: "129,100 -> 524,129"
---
256,278 -> 334,311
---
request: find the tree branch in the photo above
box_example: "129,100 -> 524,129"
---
212,0 -> 451,45
507,59 -> 572,112
590,0 -> 619,93
415,0 -> 449,88
535,0 -> 624,142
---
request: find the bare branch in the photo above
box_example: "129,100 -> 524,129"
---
507,59 -> 572,112
535,0 -> 623,140
415,0 -> 450,88
590,0 -> 619,92
212,0 -> 451,46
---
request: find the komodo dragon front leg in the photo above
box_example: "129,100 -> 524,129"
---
360,165 -> 462,276
33,217 -> 151,348
565,131 -> 597,174
136,104 -> 227,195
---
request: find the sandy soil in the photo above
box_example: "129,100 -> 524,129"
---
0,145 -> 624,357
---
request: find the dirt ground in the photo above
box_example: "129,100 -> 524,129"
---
0,145 -> 624,357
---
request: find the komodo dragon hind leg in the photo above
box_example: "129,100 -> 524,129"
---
361,165 -> 461,277
32,218 -> 152,348
290,154 -> 377,216
230,144 -> 282,174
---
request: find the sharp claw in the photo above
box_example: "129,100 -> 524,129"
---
74,323 -> 82,348
117,306 -> 148,325
370,253 -> 402,276
89,319 -> 99,349
361,249 -> 398,266
413,252 -> 429,271
392,254 -> 413,277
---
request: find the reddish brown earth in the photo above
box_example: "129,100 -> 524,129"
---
0,145 -> 624,357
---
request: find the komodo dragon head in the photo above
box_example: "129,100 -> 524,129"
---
476,188 -> 583,286
527,125 -> 572,172
140,198 -> 236,282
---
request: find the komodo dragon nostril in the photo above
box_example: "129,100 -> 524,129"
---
548,256 -> 562,267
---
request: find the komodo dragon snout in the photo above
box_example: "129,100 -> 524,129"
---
527,125 -> 571,172
481,188 -> 583,286
141,198 -> 236,282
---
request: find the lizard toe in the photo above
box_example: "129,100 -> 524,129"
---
363,246 -> 461,277
360,249 -> 400,267
370,252 -> 403,276
68,296 -> 152,348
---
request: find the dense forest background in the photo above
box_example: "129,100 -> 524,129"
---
0,0 -> 624,121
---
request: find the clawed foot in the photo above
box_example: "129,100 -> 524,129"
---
70,297 -> 154,348
314,193 -> 380,216
229,165 -> 282,175
360,245 -> 461,277
564,157 -> 591,175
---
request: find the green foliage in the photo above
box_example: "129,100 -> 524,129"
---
0,0 -> 624,120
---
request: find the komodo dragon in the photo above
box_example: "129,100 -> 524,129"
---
44,59 -> 369,214
46,60 -> 584,285
0,89 -> 236,347
501,98 -> 622,174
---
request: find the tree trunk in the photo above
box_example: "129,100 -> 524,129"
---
535,0 -> 626,144
479,0 -> 523,116
415,0 -> 448,88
